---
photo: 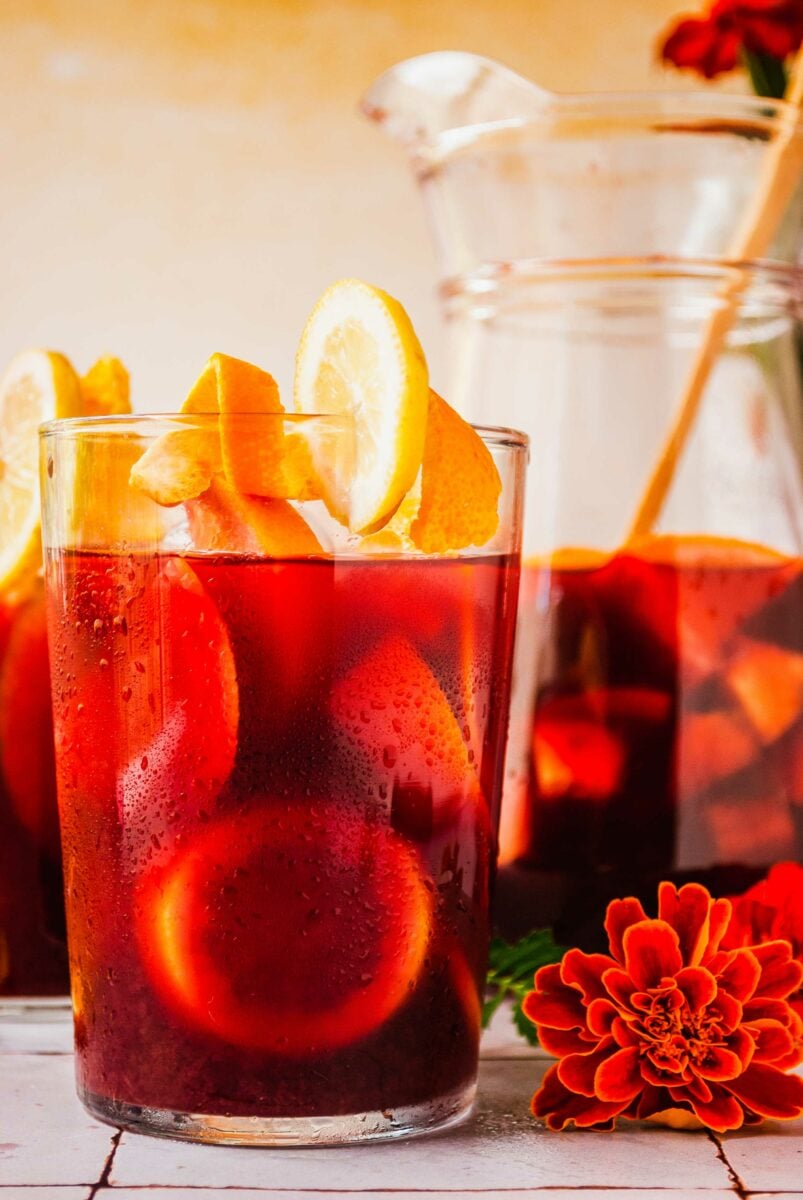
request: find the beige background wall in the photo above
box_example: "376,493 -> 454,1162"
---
0,0 -> 735,403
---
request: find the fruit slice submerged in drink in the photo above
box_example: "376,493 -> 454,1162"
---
331,634 -> 482,834
533,688 -> 671,802
725,637 -> 803,745
55,556 -> 239,859
117,558 -> 238,832
0,586 -> 59,860
599,536 -> 796,687
135,802 -> 433,1054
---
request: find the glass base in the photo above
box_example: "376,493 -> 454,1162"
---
81,1078 -> 476,1146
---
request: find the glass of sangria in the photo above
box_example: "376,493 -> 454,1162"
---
0,352 -> 129,1018
40,282 -> 526,1143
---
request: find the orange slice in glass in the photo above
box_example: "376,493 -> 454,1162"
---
331,634 -> 482,828
134,802 -> 433,1053
185,476 -> 322,556
130,353 -> 320,506
0,350 -> 83,594
294,279 -> 429,533
79,356 -> 131,415
410,391 -> 501,553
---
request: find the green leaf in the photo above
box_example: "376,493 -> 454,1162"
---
484,928 -> 566,1044
512,996 -> 541,1046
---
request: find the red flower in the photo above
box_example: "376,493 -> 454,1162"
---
724,862 -> 803,1065
660,0 -> 803,79
523,882 -> 803,1132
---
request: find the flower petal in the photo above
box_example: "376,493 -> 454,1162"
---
537,1024 -> 594,1058
532,1062 -> 627,1131
605,896 -> 648,963
726,1062 -> 803,1121
710,989 -> 743,1033
716,948 -> 761,1003
660,16 -> 740,79
587,997 -> 618,1038
687,1084 -> 745,1132
594,1046 -> 643,1103
752,940 -> 803,1000
744,1018 -> 795,1065
524,964 -> 588,1031
611,1014 -> 640,1048
676,1074 -> 713,1104
623,920 -> 683,989
658,882 -> 724,966
561,949 -> 617,1003
696,1046 -> 744,1082
724,1025 -> 755,1072
558,1038 -> 615,1098
675,966 -> 717,1011
603,967 -> 637,1010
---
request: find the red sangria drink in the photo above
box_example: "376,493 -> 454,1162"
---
497,536 -> 803,948
0,577 -> 68,998
0,351 -> 130,1007
41,282 -> 526,1144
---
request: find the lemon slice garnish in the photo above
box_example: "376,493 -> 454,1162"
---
0,350 -> 83,592
294,279 -> 429,534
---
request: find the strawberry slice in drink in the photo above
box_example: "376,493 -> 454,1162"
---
134,801 -> 433,1054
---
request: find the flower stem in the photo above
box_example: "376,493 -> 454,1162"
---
744,50 -> 788,99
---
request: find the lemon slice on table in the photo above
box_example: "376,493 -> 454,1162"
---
0,350 -> 83,593
294,278 -> 429,534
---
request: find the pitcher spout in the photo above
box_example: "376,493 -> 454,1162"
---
360,52 -> 551,149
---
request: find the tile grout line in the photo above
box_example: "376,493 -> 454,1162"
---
86,1126 -> 122,1198
709,1131 -> 748,1200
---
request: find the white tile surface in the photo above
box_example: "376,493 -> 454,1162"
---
0,1055 -> 112,1187
0,1011 -> 73,1055
106,1192 -> 738,1199
720,1119 -> 803,1193
110,1059 -> 730,1191
0,1191 -> 89,1199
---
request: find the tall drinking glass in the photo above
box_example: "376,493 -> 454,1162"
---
40,412 -> 525,1145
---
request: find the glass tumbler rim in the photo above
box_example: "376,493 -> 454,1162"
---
38,411 -> 530,453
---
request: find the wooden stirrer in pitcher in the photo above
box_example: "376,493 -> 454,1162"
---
627,57 -> 803,543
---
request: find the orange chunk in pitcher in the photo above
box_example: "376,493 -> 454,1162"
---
676,709 -> 759,796
726,638 -> 803,744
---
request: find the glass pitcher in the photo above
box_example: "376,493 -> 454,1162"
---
365,55 -> 803,949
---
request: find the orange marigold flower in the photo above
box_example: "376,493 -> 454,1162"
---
660,0 -> 803,79
724,862 -> 803,1067
523,882 -> 803,1132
